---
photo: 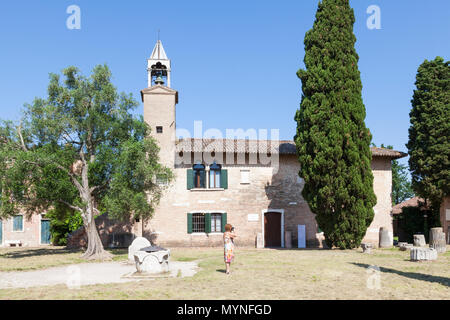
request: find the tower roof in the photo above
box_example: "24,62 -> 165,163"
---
149,40 -> 168,60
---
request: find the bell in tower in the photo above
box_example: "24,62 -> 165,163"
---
147,40 -> 171,87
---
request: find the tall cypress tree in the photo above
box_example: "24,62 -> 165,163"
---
407,57 -> 450,224
294,0 -> 376,249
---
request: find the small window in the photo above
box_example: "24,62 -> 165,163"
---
13,215 -> 23,232
240,170 -> 250,184
193,163 -> 206,188
156,126 -> 163,133
211,213 -> 222,232
192,213 -> 205,233
209,162 -> 222,188
156,174 -> 168,186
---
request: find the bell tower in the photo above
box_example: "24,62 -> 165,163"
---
147,40 -> 171,88
141,40 -> 178,168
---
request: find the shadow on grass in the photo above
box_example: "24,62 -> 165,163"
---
0,247 -> 82,259
351,263 -> 450,287
0,247 -> 127,259
216,269 -> 226,274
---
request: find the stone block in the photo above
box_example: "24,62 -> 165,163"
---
256,233 -> 264,249
379,227 -> 392,248
285,231 -> 292,249
410,247 -> 437,261
128,237 -> 151,262
361,243 -> 373,254
413,234 -> 426,247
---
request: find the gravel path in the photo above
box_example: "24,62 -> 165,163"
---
0,261 -> 198,289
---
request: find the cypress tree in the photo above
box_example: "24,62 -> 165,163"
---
407,57 -> 450,224
294,0 -> 376,249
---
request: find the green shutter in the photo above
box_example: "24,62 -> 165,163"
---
187,213 -> 193,234
205,213 -> 211,234
200,170 -> 206,188
187,170 -> 194,190
220,169 -> 228,189
221,213 -> 227,233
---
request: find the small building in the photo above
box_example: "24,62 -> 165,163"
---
0,214 -> 50,247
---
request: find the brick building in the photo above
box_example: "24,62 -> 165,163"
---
135,40 -> 407,248
1,40 -> 409,249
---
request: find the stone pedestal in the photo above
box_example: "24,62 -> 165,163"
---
361,243 -> 373,254
256,233 -> 264,249
399,243 -> 413,251
413,234 -> 426,247
410,247 -> 437,261
285,231 -> 292,249
379,227 -> 392,248
429,228 -> 447,253
134,249 -> 170,274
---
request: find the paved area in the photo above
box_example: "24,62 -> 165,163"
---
0,261 -> 199,289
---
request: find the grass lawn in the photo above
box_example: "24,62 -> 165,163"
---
0,246 -> 449,300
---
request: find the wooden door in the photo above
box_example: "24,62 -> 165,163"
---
264,212 -> 281,247
41,220 -> 51,244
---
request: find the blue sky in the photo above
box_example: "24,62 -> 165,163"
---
0,0 -> 449,169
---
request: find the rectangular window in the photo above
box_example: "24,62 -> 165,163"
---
156,126 -> 163,133
156,174 -> 168,186
192,213 -> 205,233
209,170 -> 221,188
13,215 -> 23,232
211,213 -> 222,232
194,170 -> 206,188
240,170 -> 250,184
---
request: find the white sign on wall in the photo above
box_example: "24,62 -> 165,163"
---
248,214 -> 259,222
298,225 -> 306,249
446,209 -> 450,221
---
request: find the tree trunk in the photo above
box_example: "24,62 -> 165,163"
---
80,217 -> 112,261
429,227 -> 447,253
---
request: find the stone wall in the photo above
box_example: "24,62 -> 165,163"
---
363,157 -> 394,247
144,153 -> 395,249
440,196 -> 450,244
67,214 -> 137,249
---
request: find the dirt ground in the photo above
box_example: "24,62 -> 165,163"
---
0,246 -> 448,300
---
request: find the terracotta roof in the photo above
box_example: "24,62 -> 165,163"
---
392,197 -> 426,215
175,139 -> 407,159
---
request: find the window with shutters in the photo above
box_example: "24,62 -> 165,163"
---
209,162 -> 221,188
13,215 -> 23,232
211,213 -> 222,232
193,163 -> 206,188
187,164 -> 228,190
188,212 -> 227,234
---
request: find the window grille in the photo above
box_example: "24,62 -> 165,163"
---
192,213 -> 205,233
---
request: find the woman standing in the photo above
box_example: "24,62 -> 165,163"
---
223,224 -> 236,275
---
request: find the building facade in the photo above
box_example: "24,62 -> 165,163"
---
0,213 -> 50,247
139,40 -> 407,248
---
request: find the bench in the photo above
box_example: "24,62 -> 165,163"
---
5,240 -> 22,247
